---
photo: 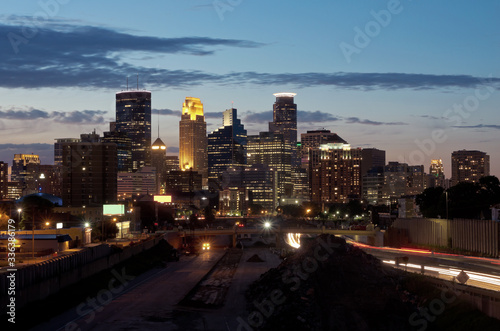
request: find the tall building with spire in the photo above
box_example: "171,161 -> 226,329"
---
179,97 -> 207,186
115,90 -> 152,171
151,138 -> 167,194
269,93 -> 298,167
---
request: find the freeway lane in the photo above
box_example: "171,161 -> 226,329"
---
349,240 -> 500,293
31,250 -> 225,331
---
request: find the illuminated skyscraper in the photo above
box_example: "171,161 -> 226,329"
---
269,93 -> 298,166
12,154 -> 41,193
179,97 -> 207,185
429,159 -> 445,187
115,90 -> 152,171
0,161 -> 7,199
451,150 -> 490,186
207,108 -> 247,189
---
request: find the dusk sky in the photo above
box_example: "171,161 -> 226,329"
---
0,0 -> 499,178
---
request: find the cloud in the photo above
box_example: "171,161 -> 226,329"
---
419,115 -> 442,120
297,110 -> 340,123
345,117 -> 408,126
155,108 -> 181,116
0,107 -> 108,124
204,112 -> 223,119
243,111 -> 272,123
453,124 -> 500,130
167,146 -> 179,153
0,20 -> 498,91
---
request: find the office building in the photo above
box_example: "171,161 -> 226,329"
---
429,159 -> 446,188
0,161 -> 7,199
102,131 -> 133,173
164,170 -> 203,193
207,108 -> 247,189
247,132 -> 292,199
300,130 -> 347,170
269,93 -> 298,167
117,166 -> 156,200
179,97 -> 207,185
451,150 -> 490,186
62,135 -> 117,207
165,156 -> 179,173
115,90 -> 152,170
361,148 -> 386,176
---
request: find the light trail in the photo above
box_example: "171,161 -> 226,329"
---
382,260 -> 500,290
285,233 -> 301,249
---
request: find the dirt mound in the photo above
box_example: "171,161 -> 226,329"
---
247,254 -> 265,263
244,235 -> 416,330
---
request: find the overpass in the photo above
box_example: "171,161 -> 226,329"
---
175,226 -> 382,248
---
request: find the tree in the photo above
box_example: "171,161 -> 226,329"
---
416,187 -> 445,218
18,195 -> 55,230
447,182 -> 481,219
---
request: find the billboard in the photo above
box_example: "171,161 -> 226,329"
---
154,195 -> 172,203
103,204 -> 125,216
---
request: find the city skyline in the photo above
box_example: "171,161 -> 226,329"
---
0,1 -> 499,178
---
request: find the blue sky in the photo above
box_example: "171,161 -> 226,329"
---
0,0 -> 499,177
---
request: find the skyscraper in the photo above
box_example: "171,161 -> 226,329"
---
179,97 -> 207,186
102,131 -> 133,173
151,138 -> 167,194
429,159 -> 445,188
247,132 -> 292,199
207,108 -> 247,189
115,90 -> 152,171
55,138 -> 80,166
269,93 -> 298,167
451,150 -> 490,186
11,154 -> 41,194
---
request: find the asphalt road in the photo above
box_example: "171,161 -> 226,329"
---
31,247 -> 282,331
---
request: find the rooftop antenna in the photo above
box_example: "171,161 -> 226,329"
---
137,74 -> 139,90
231,101 -> 234,109
126,77 -> 128,91
157,108 -> 160,139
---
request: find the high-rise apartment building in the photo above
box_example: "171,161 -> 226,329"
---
207,108 -> 247,189
179,97 -> 207,186
300,130 -> 347,169
310,143 -> 362,204
62,135 -> 117,207
451,150 -> 490,186
115,90 -> 152,171
381,162 -> 427,205
269,93 -> 298,167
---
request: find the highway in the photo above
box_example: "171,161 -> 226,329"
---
349,240 -> 500,293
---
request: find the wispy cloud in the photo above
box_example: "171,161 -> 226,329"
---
345,117 -> 408,126
298,110 -> 340,123
155,108 -> 181,116
453,124 -> 500,130
0,107 -> 108,124
1,20 -> 498,91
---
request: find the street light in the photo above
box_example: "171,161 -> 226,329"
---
17,208 -> 22,222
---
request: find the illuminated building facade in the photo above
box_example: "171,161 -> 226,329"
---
310,143 -> 362,203
207,108 -> 247,189
269,92 -> 298,167
380,162 -> 427,205
117,166 -> 156,200
429,159 -> 446,188
165,156 -> 179,173
300,130 -> 347,170
179,97 -> 207,185
115,90 -> 152,171
164,170 -> 202,193
0,161 -> 7,199
451,150 -> 490,186
151,138 -> 167,194
247,132 -> 292,200
62,137 -> 117,207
